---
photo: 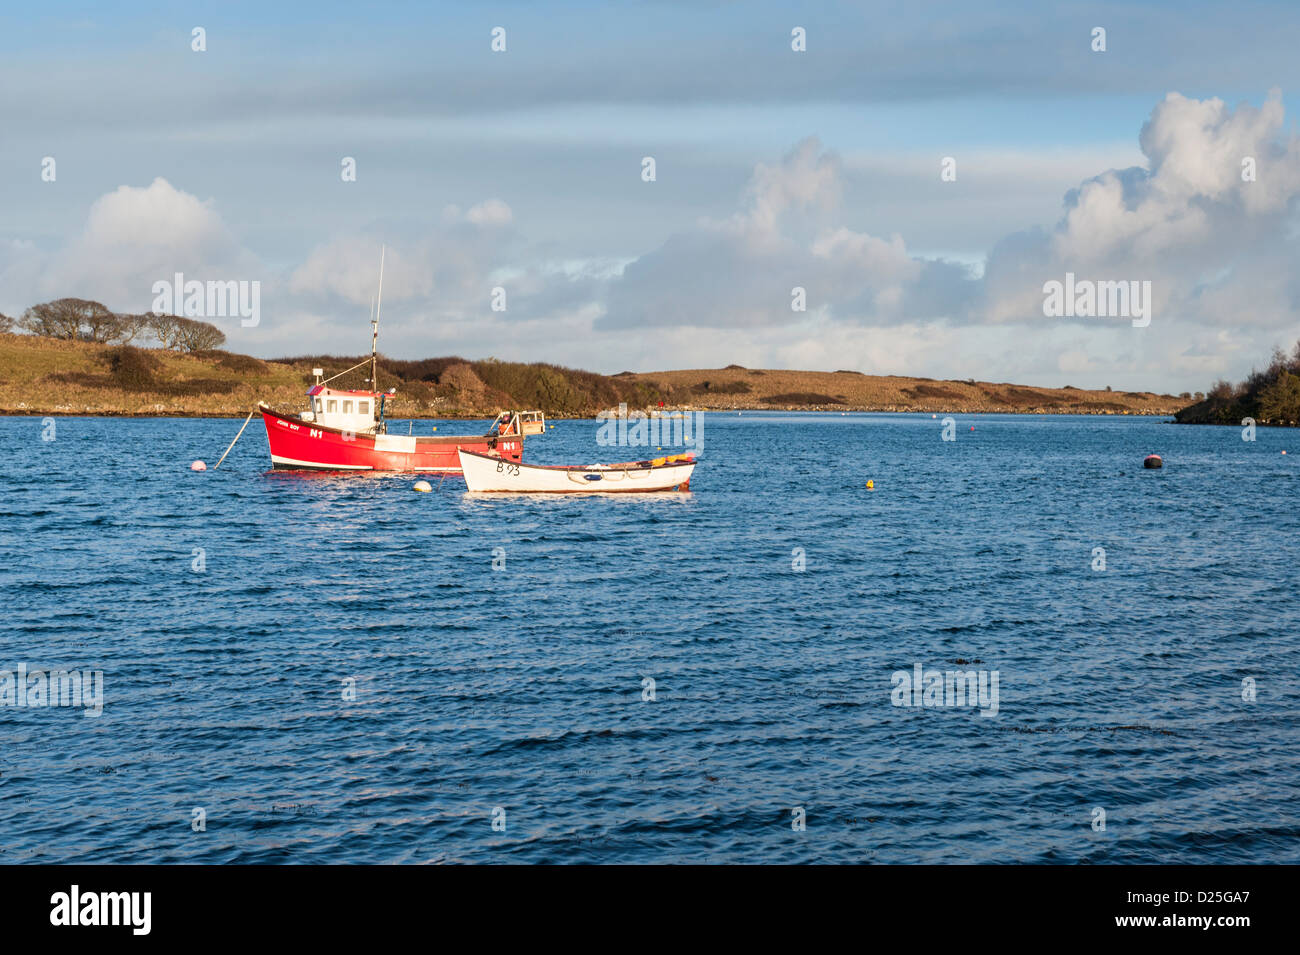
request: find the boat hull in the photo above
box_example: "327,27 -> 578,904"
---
260,406 -> 523,471
458,448 -> 694,493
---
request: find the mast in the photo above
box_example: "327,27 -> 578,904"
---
370,244 -> 385,393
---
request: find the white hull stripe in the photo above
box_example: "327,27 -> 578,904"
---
270,454 -> 464,473
271,454 -> 372,470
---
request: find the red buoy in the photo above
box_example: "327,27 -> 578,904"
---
1143,454 -> 1163,469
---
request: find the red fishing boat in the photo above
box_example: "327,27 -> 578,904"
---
258,246 -> 544,472
260,397 -> 543,472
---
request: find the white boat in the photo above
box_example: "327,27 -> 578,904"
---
458,448 -> 695,493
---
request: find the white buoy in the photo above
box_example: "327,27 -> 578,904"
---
413,480 -> 432,492
191,460 -> 207,471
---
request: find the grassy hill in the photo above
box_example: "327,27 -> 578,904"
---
0,333 -> 1185,417
622,366 -> 1183,415
0,335 -> 665,417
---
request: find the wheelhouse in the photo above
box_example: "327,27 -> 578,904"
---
492,410 -> 547,436
301,384 -> 388,434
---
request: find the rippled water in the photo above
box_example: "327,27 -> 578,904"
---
1,412 -> 1297,863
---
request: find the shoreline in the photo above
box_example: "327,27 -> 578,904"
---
0,407 -> 1181,420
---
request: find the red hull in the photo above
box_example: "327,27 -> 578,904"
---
260,406 -> 523,471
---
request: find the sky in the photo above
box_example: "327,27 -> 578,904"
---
2,1 -> 1300,392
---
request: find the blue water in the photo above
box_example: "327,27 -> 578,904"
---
1,412 -> 1297,863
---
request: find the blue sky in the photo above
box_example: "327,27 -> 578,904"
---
3,1 -> 1300,391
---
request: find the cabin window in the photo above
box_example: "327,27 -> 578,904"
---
327,400 -> 338,413
342,400 -> 353,414
358,401 -> 370,415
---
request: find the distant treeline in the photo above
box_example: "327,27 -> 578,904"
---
1,298 -> 226,352
1175,340 -> 1300,426
272,353 -> 674,415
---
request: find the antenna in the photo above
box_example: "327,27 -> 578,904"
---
370,245 -> 385,394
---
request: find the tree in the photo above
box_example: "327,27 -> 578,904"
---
20,300 -> 82,338
18,298 -> 138,343
1259,371 -> 1300,423
114,313 -> 153,343
172,316 -> 226,352
80,307 -> 131,343
148,312 -> 183,349
147,313 -> 224,351
0,312 -> 12,333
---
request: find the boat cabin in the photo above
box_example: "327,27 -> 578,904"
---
493,410 -> 547,436
301,384 -> 388,434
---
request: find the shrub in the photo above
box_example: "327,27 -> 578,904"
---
192,350 -> 267,374
690,380 -> 752,395
761,392 -> 846,405
908,384 -> 963,400
109,346 -> 161,390
163,378 -> 237,396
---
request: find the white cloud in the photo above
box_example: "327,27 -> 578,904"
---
46,178 -> 254,308
600,137 -> 954,330
974,90 -> 1300,386
289,238 -> 432,306
465,199 -> 513,226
